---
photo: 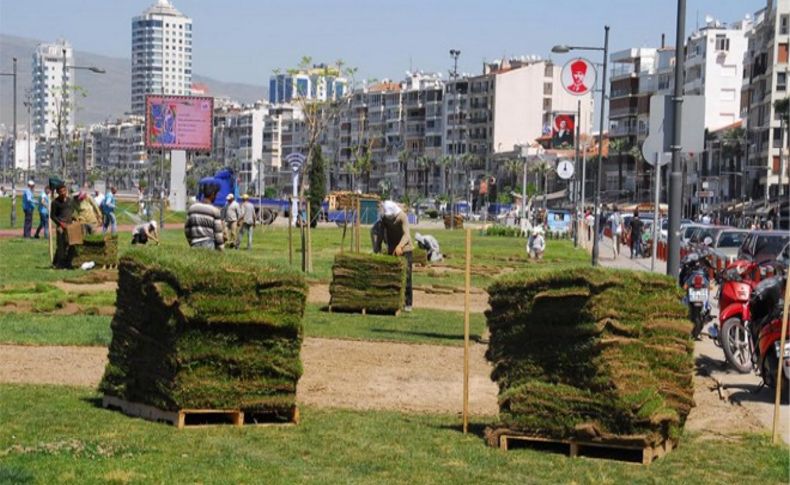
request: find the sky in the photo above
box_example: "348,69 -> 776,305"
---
0,0 -> 766,87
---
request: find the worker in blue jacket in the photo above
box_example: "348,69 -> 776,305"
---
22,180 -> 36,238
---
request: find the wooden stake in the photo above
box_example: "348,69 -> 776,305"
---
772,276 -> 790,444
463,227 -> 471,434
306,201 -> 312,273
288,197 -> 293,266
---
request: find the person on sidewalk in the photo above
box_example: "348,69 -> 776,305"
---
374,201 -> 414,312
22,180 -> 36,238
223,193 -> 241,249
101,186 -> 118,236
608,206 -> 623,258
34,186 -> 50,239
629,210 -> 644,259
237,194 -> 256,250
185,183 -> 224,250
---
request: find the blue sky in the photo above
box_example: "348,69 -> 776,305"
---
0,0 -> 763,87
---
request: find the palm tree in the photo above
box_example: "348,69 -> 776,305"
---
503,158 -> 523,189
608,138 -> 630,193
415,155 -> 432,197
628,145 -> 645,201
398,149 -> 412,198
436,155 -> 454,198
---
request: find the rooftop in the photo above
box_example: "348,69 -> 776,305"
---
141,0 -> 186,18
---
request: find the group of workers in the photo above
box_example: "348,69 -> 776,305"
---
183,185 -> 257,251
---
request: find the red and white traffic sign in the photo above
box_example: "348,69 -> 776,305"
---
561,58 -> 596,96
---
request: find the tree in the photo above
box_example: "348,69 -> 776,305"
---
307,146 -> 326,228
436,155 -> 454,198
398,149 -> 413,198
628,145 -> 645,200
415,155 -> 432,197
608,138 -> 630,193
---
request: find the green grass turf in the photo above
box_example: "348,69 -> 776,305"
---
0,305 -> 485,348
0,384 -> 787,484
0,223 -> 586,289
0,313 -> 111,346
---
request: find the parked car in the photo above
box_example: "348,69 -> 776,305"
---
737,231 -> 790,263
680,223 -> 708,244
710,229 -> 750,262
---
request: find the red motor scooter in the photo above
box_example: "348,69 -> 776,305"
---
748,275 -> 789,399
716,260 -> 760,373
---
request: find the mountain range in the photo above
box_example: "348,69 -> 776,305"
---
0,34 -> 265,129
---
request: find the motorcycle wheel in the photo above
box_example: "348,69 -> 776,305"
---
762,353 -> 790,404
690,307 -> 703,339
721,318 -> 752,374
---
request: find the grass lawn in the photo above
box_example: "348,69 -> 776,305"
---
0,304 -> 485,348
0,222 -> 587,289
0,384 -> 787,484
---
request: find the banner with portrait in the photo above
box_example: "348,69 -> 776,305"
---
551,113 -> 575,149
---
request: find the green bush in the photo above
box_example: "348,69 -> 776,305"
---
425,209 -> 439,219
485,225 -> 522,238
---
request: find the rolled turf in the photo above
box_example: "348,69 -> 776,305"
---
329,253 -> 406,314
485,267 -> 693,446
72,234 -> 119,268
99,248 -> 307,415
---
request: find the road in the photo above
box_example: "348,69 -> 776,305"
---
596,235 -> 789,444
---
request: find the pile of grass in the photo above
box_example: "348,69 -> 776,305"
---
99,248 -> 308,415
443,214 -> 464,229
72,234 -> 118,268
0,283 -> 67,312
329,253 -> 406,314
485,267 -> 693,446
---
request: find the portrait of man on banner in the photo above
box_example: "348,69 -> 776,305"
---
551,114 -> 575,148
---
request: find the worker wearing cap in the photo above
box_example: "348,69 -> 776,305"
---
49,178 -> 74,268
238,194 -> 256,250
374,200 -> 414,312
223,193 -> 242,249
73,190 -> 103,235
22,180 -> 36,238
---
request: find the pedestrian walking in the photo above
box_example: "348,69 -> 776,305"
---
597,207 -> 607,241
224,193 -> 241,249
22,180 -> 36,238
373,201 -> 414,312
101,186 -> 118,235
608,205 -> 623,258
185,183 -> 224,250
629,210 -> 644,259
34,187 -> 50,239
49,178 -> 75,268
237,194 -> 256,250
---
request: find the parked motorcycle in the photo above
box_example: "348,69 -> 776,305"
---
679,250 -> 714,339
748,274 -> 789,399
716,260 -> 781,373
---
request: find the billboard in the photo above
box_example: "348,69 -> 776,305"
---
145,95 -> 214,151
551,113 -> 575,149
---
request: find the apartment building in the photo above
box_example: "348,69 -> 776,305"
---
90,116 -> 147,178
742,0 -> 789,199
269,65 -> 348,105
131,0 -> 193,114
32,40 -> 74,138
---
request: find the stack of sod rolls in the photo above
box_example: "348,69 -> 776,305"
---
99,248 -> 307,414
485,267 -> 694,446
72,234 -> 118,267
329,253 -> 406,314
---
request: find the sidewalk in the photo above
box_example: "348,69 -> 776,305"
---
578,232 -> 668,274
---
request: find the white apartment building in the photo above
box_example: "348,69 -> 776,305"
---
131,0 -> 193,114
32,40 -> 74,138
261,105 -> 306,194
216,105 -> 268,194
90,116 -> 147,179
269,65 -> 348,104
742,0 -> 789,199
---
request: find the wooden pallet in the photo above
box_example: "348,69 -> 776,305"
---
496,433 -> 675,465
102,395 -> 299,429
326,305 -> 400,316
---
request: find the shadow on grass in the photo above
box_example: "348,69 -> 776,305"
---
369,328 -> 483,343
81,396 -> 104,409
429,421 -> 493,440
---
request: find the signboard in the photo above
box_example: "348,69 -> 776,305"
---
145,95 -> 214,151
697,190 -> 714,198
551,113 -> 575,149
561,58 -> 596,96
641,94 -> 705,165
557,160 -> 575,179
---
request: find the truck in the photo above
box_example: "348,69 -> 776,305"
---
198,168 -> 290,225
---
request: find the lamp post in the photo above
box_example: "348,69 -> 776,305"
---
449,49 -> 461,229
553,25 -> 610,267
60,47 -> 105,182
1,58 -> 18,227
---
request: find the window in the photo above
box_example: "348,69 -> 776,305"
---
714,34 -> 729,52
778,72 -> 787,92
781,14 -> 789,35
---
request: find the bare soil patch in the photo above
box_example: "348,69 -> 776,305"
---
53,281 -> 118,294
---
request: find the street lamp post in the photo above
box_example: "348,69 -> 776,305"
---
552,25 -> 610,266
1,58 -> 18,227
449,49 -> 461,229
60,47 -> 105,182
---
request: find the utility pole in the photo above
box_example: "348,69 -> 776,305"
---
11,57 -> 17,228
591,26 -> 609,267
449,49 -> 461,229
667,0 -> 686,277
574,99 -> 581,247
